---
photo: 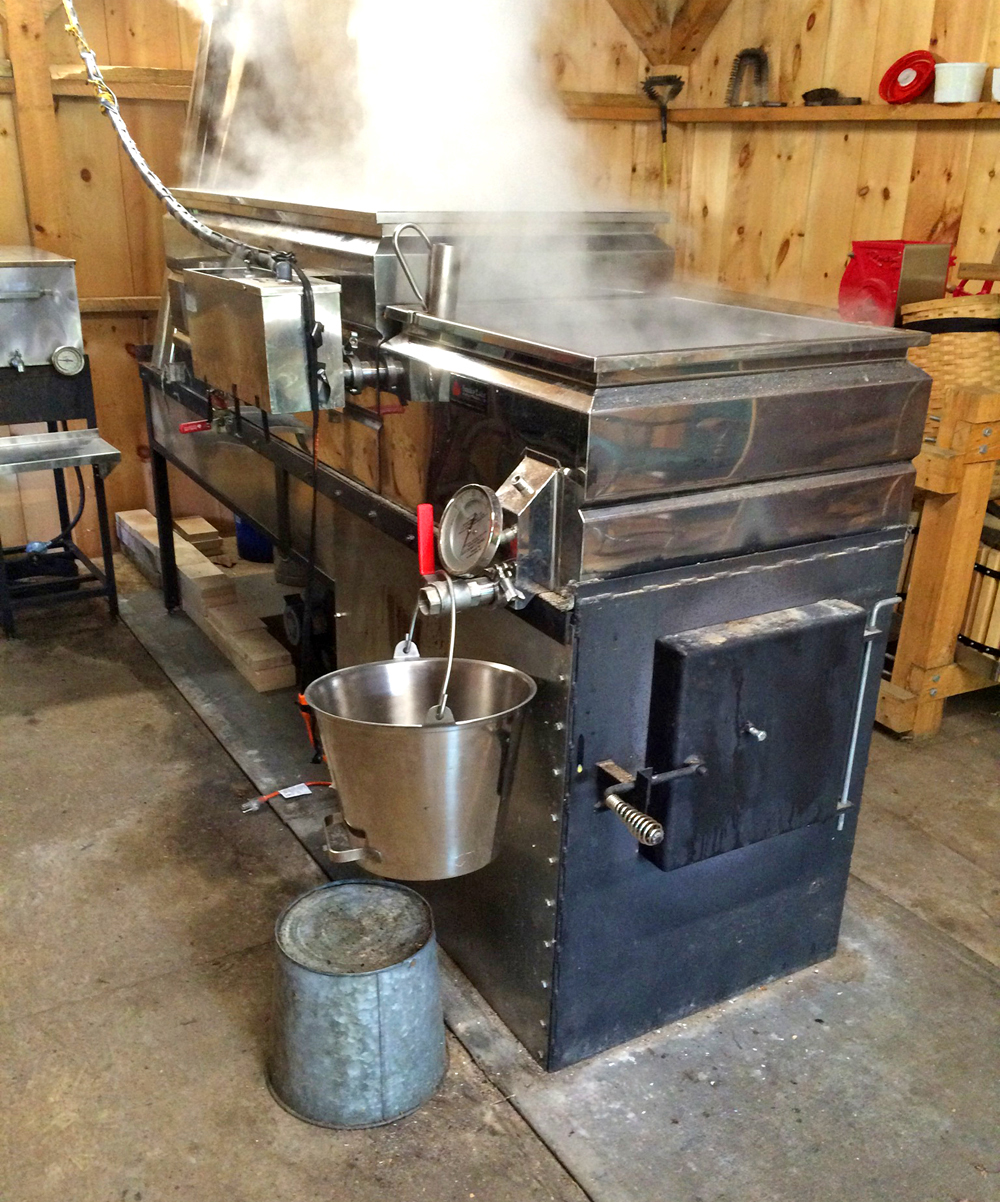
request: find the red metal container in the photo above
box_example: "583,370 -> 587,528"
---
839,240 -> 950,325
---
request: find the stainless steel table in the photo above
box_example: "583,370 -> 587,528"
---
0,364 -> 120,636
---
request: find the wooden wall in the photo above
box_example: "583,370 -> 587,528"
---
670,0 -> 1000,307
544,0 -> 670,213
0,0 -> 198,554
7,0 -> 995,557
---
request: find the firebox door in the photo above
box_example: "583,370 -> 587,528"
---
643,599 -> 867,872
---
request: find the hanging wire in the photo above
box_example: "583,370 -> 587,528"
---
60,0 -> 332,695
435,575 -> 457,721
60,0 -> 281,273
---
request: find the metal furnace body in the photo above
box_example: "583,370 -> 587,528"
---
144,194 -> 929,1069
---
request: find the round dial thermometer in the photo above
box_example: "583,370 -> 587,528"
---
51,345 -> 85,377
439,484 -> 504,576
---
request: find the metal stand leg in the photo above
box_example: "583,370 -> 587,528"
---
150,447 -> 180,612
0,529 -> 15,638
92,466 -> 119,621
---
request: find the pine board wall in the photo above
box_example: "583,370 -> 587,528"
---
0,0 -> 661,554
0,0 -> 203,554
2,0 -> 997,553
671,0 -> 1000,307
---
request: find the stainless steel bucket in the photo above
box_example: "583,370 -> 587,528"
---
304,658 -> 537,880
268,880 -> 447,1129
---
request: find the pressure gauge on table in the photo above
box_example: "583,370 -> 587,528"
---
51,345 -> 86,377
439,484 -> 504,576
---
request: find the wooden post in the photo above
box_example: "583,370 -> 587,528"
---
878,386 -> 1000,738
6,0 -> 70,252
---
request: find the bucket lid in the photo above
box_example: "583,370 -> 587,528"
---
879,52 -> 936,103
276,881 -> 433,975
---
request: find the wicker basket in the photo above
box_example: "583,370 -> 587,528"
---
902,294 -> 1000,412
901,295 -> 1000,493
902,294 -> 1000,324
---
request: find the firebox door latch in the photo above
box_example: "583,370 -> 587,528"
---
595,757 -> 707,847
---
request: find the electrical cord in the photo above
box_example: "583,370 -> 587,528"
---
27,421 -> 87,553
289,263 -> 329,696
26,467 -> 85,553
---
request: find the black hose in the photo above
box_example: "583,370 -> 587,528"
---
290,263 -> 327,695
53,466 -> 87,545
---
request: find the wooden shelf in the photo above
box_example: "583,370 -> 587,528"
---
0,61 -> 192,102
560,91 -> 1000,123
669,102 -> 1000,123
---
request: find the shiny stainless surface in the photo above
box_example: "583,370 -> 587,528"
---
172,190 -> 672,238
585,359 -> 928,502
579,463 -> 915,580
305,658 -> 537,881
426,241 -> 461,321
0,248 -> 83,370
388,292 -> 926,387
182,266 -> 344,413
162,203 -> 676,338
149,388 -> 287,552
269,881 -> 446,1129
0,429 -> 120,477
325,508 -> 569,1062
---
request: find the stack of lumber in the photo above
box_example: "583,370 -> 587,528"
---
116,510 -> 295,693
173,516 -> 223,557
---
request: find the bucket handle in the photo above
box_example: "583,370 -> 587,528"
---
392,223 -> 433,307
433,575 -> 457,721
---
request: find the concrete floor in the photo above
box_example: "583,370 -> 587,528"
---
0,595 -> 586,1202
2,576 -> 998,1201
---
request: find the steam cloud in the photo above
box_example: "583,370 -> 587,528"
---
185,0 -> 598,212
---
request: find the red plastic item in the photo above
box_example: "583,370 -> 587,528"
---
879,51 -> 936,104
179,420 -> 212,434
417,503 -> 436,576
839,240 -> 947,326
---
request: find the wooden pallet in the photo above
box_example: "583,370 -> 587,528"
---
878,386 -> 1000,737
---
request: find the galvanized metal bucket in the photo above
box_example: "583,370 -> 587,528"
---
268,880 -> 447,1129
304,658 -> 537,881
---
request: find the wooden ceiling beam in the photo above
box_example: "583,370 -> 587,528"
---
5,0 -> 70,252
669,0 -> 733,65
603,0 -> 674,66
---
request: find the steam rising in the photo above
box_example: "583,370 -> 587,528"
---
185,0 -> 596,212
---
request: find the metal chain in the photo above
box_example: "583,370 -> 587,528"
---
59,0 -> 283,273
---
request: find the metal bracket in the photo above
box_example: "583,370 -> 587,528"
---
323,813 -> 378,865
839,596 -> 899,813
595,757 -> 706,847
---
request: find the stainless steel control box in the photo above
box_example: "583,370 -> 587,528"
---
0,248 -> 84,371
182,267 -> 345,414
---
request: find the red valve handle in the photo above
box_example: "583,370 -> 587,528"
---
179,420 -> 212,434
417,503 -> 436,576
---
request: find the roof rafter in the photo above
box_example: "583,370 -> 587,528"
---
669,0 -> 734,66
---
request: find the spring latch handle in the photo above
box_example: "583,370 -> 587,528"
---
596,757 -> 706,847
603,790 -> 665,847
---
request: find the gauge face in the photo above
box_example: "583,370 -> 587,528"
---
439,484 -> 503,576
51,345 -> 85,377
